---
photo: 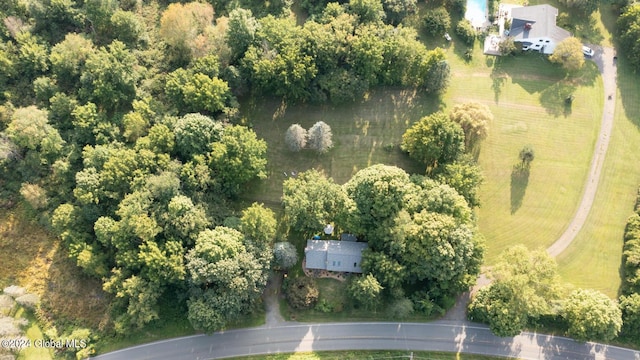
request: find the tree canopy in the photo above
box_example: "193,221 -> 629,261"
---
549,37 -> 585,72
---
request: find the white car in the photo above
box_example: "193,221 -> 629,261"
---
583,46 -> 595,57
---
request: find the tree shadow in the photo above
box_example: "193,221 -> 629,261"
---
510,164 -> 530,214
573,14 -> 605,45
539,81 -> 576,117
616,56 -> 640,130
490,58 -> 507,103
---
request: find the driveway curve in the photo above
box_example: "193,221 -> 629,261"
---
92,321 -> 640,360
546,46 -> 617,257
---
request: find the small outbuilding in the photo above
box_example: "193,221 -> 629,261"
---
304,240 -> 368,273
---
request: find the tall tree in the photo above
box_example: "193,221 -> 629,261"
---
282,169 -> 353,234
449,102 -> 492,149
240,202 -> 277,248
209,125 -> 268,195
468,245 -> 564,336
344,164 -> 411,236
618,4 -> 640,71
226,8 -> 259,62
401,112 -> 465,170
173,113 -> 224,159
562,289 -> 622,342
549,37 -> 585,72
79,40 -> 139,113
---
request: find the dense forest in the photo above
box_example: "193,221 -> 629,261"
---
0,0 -> 478,355
2,0 -> 640,355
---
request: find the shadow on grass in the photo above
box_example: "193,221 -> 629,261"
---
539,82 -> 575,117
616,55 -> 640,130
490,58 -> 508,103
510,164 -> 530,214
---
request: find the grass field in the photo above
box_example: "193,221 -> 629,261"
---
557,55 -> 640,298
240,43 -> 602,265
232,350 -> 511,359
238,89 -> 434,207
443,45 -> 602,262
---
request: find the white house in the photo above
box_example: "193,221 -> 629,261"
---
509,4 -> 571,54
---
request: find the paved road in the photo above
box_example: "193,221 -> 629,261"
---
92,321 -> 640,360
546,46 -> 617,257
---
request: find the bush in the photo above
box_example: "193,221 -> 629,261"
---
286,277 -> 319,309
15,294 -> 39,309
0,295 -> 15,315
273,242 -> 298,270
423,7 -> 450,36
386,297 -> 414,319
2,286 -> 25,299
0,316 -> 21,336
456,19 -> 476,45
285,124 -> 307,152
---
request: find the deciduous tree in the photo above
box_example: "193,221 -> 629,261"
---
549,37 -> 585,72
562,289 -> 622,342
348,273 -> 383,310
285,124 -> 307,152
449,102 -> 492,149
401,112 -> 465,170
209,125 -> 268,195
423,7 -> 450,36
282,169 -> 353,234
307,121 -> 333,153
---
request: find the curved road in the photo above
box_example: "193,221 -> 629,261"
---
547,46 -> 617,256
92,321 -> 640,360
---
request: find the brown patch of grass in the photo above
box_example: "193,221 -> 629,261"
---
0,205 -> 110,330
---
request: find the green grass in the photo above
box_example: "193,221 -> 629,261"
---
442,44 -> 603,263
557,56 -> 640,298
13,307 -> 53,360
230,350 -> 512,359
238,89 -> 434,208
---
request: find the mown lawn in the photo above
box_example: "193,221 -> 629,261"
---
557,56 -> 640,298
238,89 -> 435,208
443,43 -> 602,263
232,351 -> 511,359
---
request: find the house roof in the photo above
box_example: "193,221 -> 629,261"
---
509,5 -> 570,44
305,240 -> 368,273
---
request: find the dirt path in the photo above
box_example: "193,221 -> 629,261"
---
546,46 -> 617,257
444,47 -> 617,321
263,272 -> 287,326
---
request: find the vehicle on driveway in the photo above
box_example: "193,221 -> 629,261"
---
583,45 -> 594,57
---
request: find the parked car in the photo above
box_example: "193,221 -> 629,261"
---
583,46 -> 594,57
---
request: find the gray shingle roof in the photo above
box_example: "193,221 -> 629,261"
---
305,240 -> 368,273
509,5 -> 570,43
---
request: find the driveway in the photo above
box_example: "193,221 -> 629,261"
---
92,321 -> 640,360
546,46 -> 617,257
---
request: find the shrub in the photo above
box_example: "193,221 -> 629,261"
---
285,124 -> 307,152
386,297 -> 414,319
2,286 -> 25,299
286,277 -> 319,309
273,242 -> 298,270
456,19 -> 476,45
0,295 -> 14,315
15,294 -> 40,309
0,316 -> 21,336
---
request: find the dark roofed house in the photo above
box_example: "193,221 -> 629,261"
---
305,240 -> 368,273
509,4 -> 571,54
